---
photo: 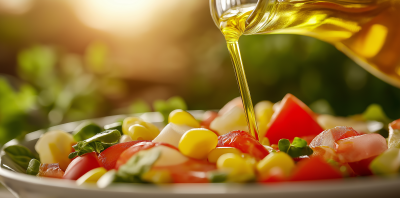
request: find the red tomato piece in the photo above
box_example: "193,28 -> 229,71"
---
63,152 -> 101,180
98,140 -> 150,170
115,142 -> 177,169
154,159 -> 216,183
217,130 -> 269,160
290,156 -> 342,181
38,163 -> 64,179
265,94 -> 324,145
347,155 -> 376,176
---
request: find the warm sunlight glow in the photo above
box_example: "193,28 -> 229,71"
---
73,0 -> 167,37
0,0 -> 33,14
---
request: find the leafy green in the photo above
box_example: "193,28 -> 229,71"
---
278,137 -> 313,158
68,130 -> 121,159
73,121 -> 102,142
115,147 -> 161,183
291,137 -> 307,148
98,148 -> 161,187
26,159 -> 40,175
104,121 -> 123,135
278,139 -> 290,153
153,96 -> 187,124
4,145 -> 38,170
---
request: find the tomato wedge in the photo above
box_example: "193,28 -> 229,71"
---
265,94 -> 323,145
63,152 -> 101,180
217,130 -> 269,160
115,142 -> 177,169
98,140 -> 150,170
290,156 -> 342,181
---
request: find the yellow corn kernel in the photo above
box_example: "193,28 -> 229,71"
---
261,137 -> 270,146
141,170 -> 172,184
255,101 -> 274,138
241,153 -> 257,169
169,109 -> 200,128
179,128 -> 218,159
122,117 -> 160,140
217,153 -> 254,175
256,152 -> 295,179
208,147 -> 242,163
76,167 -> 107,185
127,124 -> 157,141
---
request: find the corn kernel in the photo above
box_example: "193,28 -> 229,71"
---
141,170 -> 172,184
122,117 -> 160,140
217,153 -> 255,182
76,167 -> 107,185
169,109 -> 200,128
241,154 -> 257,169
127,124 -> 155,141
179,128 -> 218,159
208,147 -> 242,163
256,152 -> 294,179
255,101 -> 274,138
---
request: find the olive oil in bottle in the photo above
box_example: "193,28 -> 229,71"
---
217,0 -> 400,139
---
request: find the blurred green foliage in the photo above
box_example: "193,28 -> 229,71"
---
153,96 -> 187,124
187,34 -> 400,120
0,43 -> 131,145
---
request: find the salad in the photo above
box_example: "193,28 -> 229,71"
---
4,93 -> 400,186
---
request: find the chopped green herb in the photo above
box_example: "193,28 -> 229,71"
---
69,130 -> 120,159
104,121 -> 123,135
116,148 -> 161,183
4,145 -> 38,170
278,139 -> 290,153
73,121 -> 102,142
278,137 -> 313,158
26,159 -> 40,175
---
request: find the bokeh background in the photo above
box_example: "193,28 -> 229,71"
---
1,0 -> 400,146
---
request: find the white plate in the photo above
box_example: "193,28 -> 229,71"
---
1,112 -> 400,198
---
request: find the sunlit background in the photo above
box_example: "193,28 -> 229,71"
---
1,0 -> 400,146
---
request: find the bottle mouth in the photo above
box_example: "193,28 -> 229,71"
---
209,0 -> 259,28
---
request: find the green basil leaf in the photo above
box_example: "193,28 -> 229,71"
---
115,147 -> 161,183
208,171 -> 228,183
69,130 -> 120,159
4,145 -> 37,169
26,159 -> 40,175
291,137 -> 307,148
68,152 -> 78,159
73,121 -> 102,142
85,130 -> 121,144
278,139 -> 290,153
104,122 -> 123,135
